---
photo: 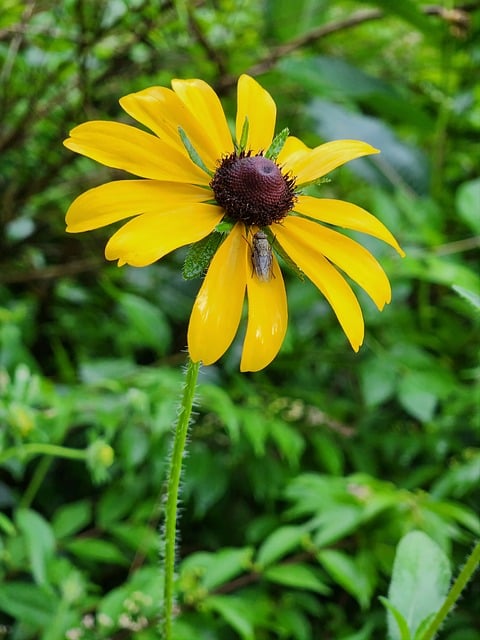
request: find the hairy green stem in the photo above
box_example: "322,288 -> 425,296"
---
421,540 -> 480,640
161,358 -> 200,640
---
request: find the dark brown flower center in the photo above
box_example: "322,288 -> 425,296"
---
210,152 -> 296,226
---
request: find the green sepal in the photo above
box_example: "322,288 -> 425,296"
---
178,127 -> 214,177
264,225 -> 304,281
182,231 -> 224,280
236,117 -> 249,153
265,127 -> 289,160
215,219 -> 235,233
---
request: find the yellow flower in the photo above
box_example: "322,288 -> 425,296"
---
64,74 -> 404,372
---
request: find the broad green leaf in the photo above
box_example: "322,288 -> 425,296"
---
118,293 -> 171,353
316,549 -> 374,608
256,525 -> 306,568
198,383 -> 240,442
269,418 -> 305,467
360,357 -> 397,407
263,563 -> 330,594
200,547 -> 253,591
65,538 -> 128,565
312,504 -> 364,548
16,509 -> 56,586
397,375 -> 438,422
205,594 -> 255,640
387,531 -> 451,640
52,500 -> 92,539
0,582 -> 54,628
456,178 -> 480,233
307,99 -> 430,195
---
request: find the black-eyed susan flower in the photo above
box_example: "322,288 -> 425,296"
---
64,74 -> 404,372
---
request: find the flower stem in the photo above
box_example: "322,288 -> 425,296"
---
162,357 -> 200,640
421,540 -> 480,640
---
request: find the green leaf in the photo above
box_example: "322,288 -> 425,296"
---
178,127 -> 213,176
316,549 -> 374,608
456,178 -> 480,233
265,127 -> 289,160
0,512 -> 15,536
16,509 -> 56,586
452,285 -> 480,312
118,293 -> 171,353
387,531 -> 451,640
397,369 -> 454,423
182,231 -> 224,280
256,525 -> 306,567
65,538 -> 128,565
52,500 -> 92,539
198,383 -> 241,442
0,582 -> 55,628
379,596 -> 412,640
182,547 -> 252,592
263,563 -> 330,594
312,504 -> 364,547
205,594 -> 255,640
360,357 -> 397,407
356,0 -> 438,37
237,116 -> 249,152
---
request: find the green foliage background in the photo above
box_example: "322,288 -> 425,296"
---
1,1 -> 479,638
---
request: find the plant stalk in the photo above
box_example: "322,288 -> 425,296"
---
161,357 -> 200,640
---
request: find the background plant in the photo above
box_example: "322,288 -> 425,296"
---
1,1 -> 479,639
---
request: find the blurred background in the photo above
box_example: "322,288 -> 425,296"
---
0,1 -> 479,639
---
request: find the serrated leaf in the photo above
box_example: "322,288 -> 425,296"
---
256,525 -> 306,567
265,127 -> 289,160
387,531 -> 451,640
264,563 -> 330,594
182,231 -> 224,279
16,509 -> 56,586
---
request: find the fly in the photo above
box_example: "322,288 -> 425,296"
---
251,230 -> 273,282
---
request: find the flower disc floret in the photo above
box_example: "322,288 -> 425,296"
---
210,151 -> 296,226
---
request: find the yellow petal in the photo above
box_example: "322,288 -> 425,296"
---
171,79 -> 234,160
64,121 -> 209,184
277,136 -> 310,165
282,139 -> 379,185
188,223 -> 247,365
273,222 -> 364,351
282,216 -> 391,310
66,180 -> 211,232
120,86 -> 223,170
295,195 -> 405,256
240,253 -> 287,372
236,74 -> 276,153
104,204 -> 222,267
